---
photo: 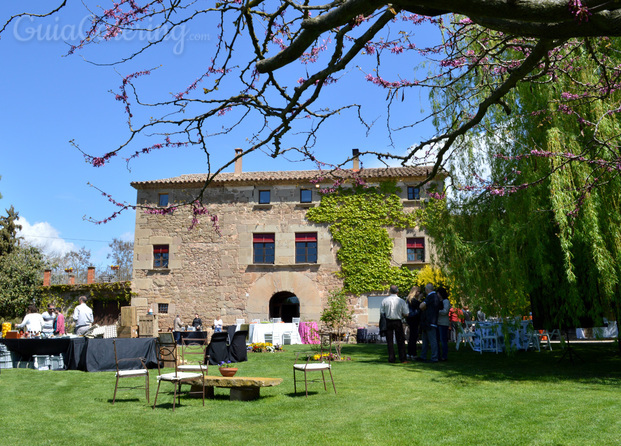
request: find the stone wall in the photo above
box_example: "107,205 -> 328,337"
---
131,178 -> 435,330
132,183 -> 344,329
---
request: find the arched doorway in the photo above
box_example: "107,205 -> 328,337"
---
269,291 -> 300,322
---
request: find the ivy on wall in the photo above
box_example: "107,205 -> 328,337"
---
39,281 -> 133,309
306,181 -> 423,296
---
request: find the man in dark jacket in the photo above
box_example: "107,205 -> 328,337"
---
416,283 -> 441,363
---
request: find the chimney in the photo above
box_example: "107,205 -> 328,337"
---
43,269 -> 51,286
352,149 -> 360,172
87,266 -> 95,284
234,148 -> 243,175
69,275 -> 75,285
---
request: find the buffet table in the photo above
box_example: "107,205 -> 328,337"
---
0,337 -> 158,372
248,323 -> 302,344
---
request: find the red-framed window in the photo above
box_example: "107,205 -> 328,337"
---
407,238 -> 425,262
295,232 -> 317,263
253,233 -> 275,264
153,245 -> 169,268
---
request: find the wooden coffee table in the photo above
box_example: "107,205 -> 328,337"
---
189,375 -> 283,401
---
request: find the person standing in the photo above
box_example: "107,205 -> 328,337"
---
417,283 -> 441,363
17,304 -> 45,335
53,308 -> 66,335
380,285 -> 409,363
72,296 -> 94,336
173,314 -> 183,344
436,287 -> 451,361
192,313 -> 202,331
41,304 -> 56,338
406,286 -> 422,360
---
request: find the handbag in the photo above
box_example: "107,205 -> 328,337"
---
379,314 -> 387,336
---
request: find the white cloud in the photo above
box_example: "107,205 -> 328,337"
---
16,217 -> 76,256
120,231 -> 134,242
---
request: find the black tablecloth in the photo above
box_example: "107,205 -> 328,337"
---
174,331 -> 208,344
0,338 -> 73,358
0,337 -> 158,372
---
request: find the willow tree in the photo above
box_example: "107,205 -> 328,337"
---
427,30 -> 621,349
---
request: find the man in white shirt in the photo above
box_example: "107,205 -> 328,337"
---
380,285 -> 409,363
73,296 -> 94,336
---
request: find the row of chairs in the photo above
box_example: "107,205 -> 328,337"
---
455,323 -> 557,353
113,325 -> 334,408
112,338 -> 208,411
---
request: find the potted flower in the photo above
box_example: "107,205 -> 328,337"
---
218,360 -> 238,377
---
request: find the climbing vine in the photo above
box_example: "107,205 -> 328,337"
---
39,281 -> 133,307
306,180 -> 422,296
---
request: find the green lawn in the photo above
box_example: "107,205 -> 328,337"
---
1,342 -> 619,445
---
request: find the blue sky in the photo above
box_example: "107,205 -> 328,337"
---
0,2 -> 439,267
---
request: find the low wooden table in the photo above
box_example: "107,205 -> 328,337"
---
189,375 -> 283,401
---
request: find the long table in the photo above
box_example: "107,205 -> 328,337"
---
248,323 -> 302,344
174,331 -> 208,345
0,337 -> 159,372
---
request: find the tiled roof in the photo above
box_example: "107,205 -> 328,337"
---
131,166 -> 441,189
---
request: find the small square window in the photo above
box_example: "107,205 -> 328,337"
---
407,187 -> 420,200
258,190 -> 271,204
300,189 -> 312,203
406,238 -> 425,262
158,303 -> 169,314
159,193 -> 169,207
154,245 -> 169,268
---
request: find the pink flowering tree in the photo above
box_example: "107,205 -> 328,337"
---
1,1 -> 620,215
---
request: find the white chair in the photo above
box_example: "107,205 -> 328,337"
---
293,352 -> 337,397
477,323 -> 502,354
455,324 -> 476,351
236,318 -> 245,326
112,339 -> 150,405
263,325 -> 274,344
153,342 -> 206,411
282,332 -> 292,345
534,330 -> 553,351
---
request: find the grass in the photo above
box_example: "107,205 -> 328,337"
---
1,342 -> 620,445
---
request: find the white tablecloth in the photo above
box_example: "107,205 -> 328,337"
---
248,323 -> 302,345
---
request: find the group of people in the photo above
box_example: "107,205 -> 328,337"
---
16,295 -> 94,337
172,313 -> 224,343
380,283 -> 459,364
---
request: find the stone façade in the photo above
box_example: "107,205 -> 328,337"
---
130,166 -> 440,330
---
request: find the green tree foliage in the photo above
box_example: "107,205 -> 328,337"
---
319,289 -> 354,359
306,181 -> 420,296
0,245 -> 45,318
0,206 -> 44,318
0,205 -> 21,256
427,31 -> 621,334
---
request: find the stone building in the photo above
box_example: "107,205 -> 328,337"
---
130,154 -> 441,330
